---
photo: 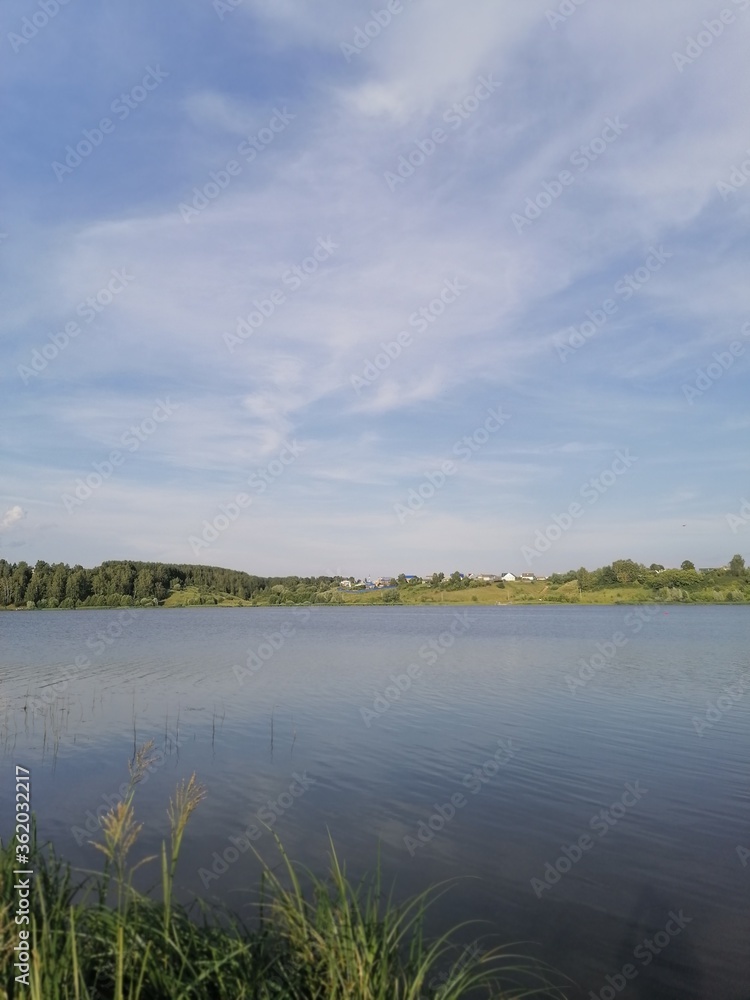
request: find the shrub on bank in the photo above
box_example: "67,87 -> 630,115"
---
1,745 -> 567,1000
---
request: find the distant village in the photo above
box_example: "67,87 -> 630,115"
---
338,572 -> 546,590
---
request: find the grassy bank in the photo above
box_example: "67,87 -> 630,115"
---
123,580 -> 750,608
1,747 -> 566,1000
105,573 -> 750,609
161,585 -> 254,607
3,557 -> 747,610
333,580 -> 734,606
4,577 -> 748,610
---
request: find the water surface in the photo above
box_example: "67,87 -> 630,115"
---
1,605 -> 748,998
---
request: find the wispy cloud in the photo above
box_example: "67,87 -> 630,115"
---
2,0 -> 749,574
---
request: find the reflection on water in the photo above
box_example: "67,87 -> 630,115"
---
1,605 -> 749,998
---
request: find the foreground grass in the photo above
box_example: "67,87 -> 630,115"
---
1,747 -> 567,1000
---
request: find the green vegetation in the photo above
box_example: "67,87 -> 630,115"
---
1,556 -> 748,610
338,556 -> 750,606
0,560 -> 344,610
543,555 -> 750,604
1,746 -> 566,999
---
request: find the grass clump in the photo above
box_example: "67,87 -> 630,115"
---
0,745 -> 568,1000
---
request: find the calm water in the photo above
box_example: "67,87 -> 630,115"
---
1,605 -> 748,998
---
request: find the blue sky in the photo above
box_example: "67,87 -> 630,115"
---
1,0 -> 749,577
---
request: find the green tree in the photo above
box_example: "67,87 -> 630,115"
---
47,564 -> 68,605
595,564 -> 617,586
576,567 -> 592,591
648,568 -> 701,589
681,560 -> 695,571
65,567 -> 90,604
0,561 -> 12,605
611,559 -> 645,584
110,563 -> 136,596
11,562 -> 32,605
134,567 -> 156,600
729,554 -> 746,576
25,566 -> 49,604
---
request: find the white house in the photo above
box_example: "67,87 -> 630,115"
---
500,572 -> 517,582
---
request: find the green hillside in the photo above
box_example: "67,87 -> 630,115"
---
1,556 -> 748,608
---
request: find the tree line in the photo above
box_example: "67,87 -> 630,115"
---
548,555 -> 748,597
0,559 -> 342,608
0,555 -> 747,608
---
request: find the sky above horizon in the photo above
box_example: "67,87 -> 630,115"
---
2,0 -> 749,578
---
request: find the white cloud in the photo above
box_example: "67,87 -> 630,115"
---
3,0 -> 749,573
0,506 -> 25,531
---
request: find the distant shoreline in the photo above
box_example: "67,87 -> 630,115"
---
2,598 -> 748,610
3,558 -> 745,610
